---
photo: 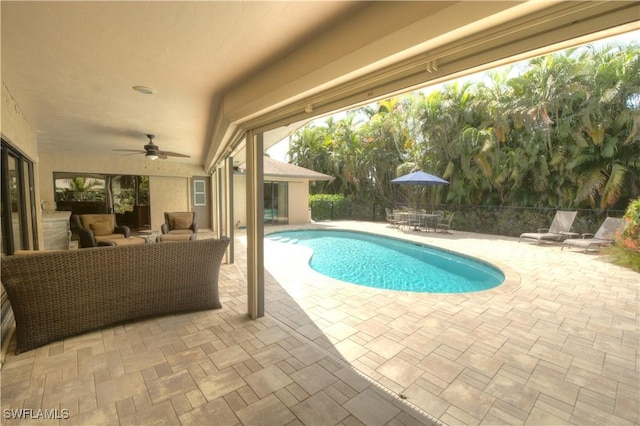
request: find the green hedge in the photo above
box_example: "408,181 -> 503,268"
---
309,195 -> 387,221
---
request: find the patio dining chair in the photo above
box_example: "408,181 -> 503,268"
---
385,208 -> 399,228
393,210 -> 411,230
436,212 -> 455,232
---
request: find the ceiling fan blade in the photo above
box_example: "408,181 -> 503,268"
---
120,135 -> 190,160
113,149 -> 145,153
158,150 -> 190,158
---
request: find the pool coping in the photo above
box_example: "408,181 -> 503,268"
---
264,225 -> 522,297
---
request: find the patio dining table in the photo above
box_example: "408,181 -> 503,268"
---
394,211 -> 441,232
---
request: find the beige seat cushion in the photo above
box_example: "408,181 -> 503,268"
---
95,234 -> 125,243
157,234 -> 194,242
100,237 -> 146,246
168,229 -> 193,235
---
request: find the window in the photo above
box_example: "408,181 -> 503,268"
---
53,172 -> 150,230
194,179 -> 206,206
1,140 -> 38,254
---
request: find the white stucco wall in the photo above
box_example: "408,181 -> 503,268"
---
233,174 -> 247,228
1,83 -> 38,160
232,174 -> 311,227
148,176 -> 191,231
287,180 -> 310,224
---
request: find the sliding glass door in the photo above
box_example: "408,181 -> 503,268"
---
263,181 -> 288,224
1,140 -> 37,254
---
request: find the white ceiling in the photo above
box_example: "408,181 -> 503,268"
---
1,1 -> 362,164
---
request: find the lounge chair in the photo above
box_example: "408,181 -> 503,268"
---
561,217 -> 622,253
519,210 -> 578,244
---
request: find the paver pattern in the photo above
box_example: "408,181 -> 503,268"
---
1,221 -> 638,425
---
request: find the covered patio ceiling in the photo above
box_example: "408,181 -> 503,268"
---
2,2 -> 638,171
1,1 -> 363,163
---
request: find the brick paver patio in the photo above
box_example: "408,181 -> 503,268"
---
1,221 -> 638,425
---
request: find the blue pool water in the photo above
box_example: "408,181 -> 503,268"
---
265,230 -> 504,293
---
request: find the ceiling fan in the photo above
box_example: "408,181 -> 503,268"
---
114,134 -> 190,160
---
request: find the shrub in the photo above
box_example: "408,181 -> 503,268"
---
618,197 -> 640,253
604,197 -> 640,272
309,194 -> 347,221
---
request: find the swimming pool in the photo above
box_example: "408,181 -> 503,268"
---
265,230 -> 504,293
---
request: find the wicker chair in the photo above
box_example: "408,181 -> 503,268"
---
159,212 -> 197,242
72,213 -> 135,248
1,237 -> 229,353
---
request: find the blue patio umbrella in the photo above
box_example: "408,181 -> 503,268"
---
390,171 -> 449,186
391,171 -> 449,209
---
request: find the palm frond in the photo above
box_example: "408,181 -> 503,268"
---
600,163 -> 628,208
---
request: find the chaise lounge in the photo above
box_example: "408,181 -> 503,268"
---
519,210 -> 578,244
561,217 -> 623,253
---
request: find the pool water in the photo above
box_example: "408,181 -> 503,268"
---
265,230 -> 504,293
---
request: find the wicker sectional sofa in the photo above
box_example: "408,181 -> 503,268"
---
1,237 -> 229,353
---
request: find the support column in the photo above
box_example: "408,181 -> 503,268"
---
246,131 -> 264,319
211,160 -> 234,264
224,156 -> 234,263
214,165 -> 225,238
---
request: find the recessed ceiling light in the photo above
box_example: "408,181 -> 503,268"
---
132,85 -> 155,95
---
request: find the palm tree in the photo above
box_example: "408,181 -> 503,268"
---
59,177 -> 105,201
568,43 -> 640,208
289,124 -> 337,194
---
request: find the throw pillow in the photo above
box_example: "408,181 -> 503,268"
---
90,222 -> 113,236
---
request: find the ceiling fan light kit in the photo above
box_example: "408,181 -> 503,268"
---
144,135 -> 160,160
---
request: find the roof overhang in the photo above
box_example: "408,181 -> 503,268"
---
205,1 -> 640,173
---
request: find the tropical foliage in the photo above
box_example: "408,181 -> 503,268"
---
289,41 -> 640,211
617,196 -> 640,254
55,177 -> 105,202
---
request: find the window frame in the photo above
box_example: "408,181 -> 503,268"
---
1,139 -> 38,254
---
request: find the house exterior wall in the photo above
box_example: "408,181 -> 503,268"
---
38,152 -> 206,231
233,174 -> 247,228
232,174 -> 310,228
148,176 -> 190,231
1,84 -> 38,160
288,180 -> 311,224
